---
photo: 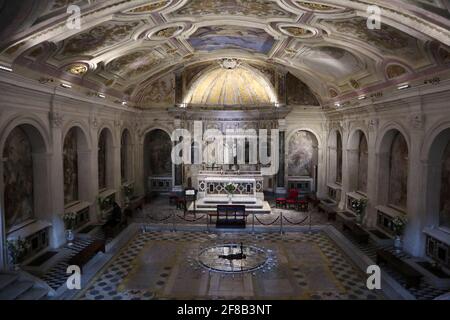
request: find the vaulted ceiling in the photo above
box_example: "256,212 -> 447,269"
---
0,0 -> 449,109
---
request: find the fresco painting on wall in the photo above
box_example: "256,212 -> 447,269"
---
357,134 -> 368,193
146,130 -> 172,176
188,26 -> 275,54
63,128 -> 79,205
3,127 -> 34,230
288,131 -> 317,176
389,132 -> 409,209
440,141 -> 450,228
98,130 -> 107,190
336,132 -> 343,184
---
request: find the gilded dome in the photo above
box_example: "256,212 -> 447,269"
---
184,66 -> 277,106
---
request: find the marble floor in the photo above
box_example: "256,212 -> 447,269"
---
77,231 -> 385,300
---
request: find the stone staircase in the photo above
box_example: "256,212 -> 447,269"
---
0,272 -> 52,300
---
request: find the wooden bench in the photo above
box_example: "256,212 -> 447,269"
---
376,249 -> 422,288
212,205 -> 248,228
318,204 -> 337,221
68,240 -> 106,273
342,220 -> 370,244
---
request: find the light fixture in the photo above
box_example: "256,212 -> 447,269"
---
274,102 -> 280,108
358,95 -> 366,100
334,102 -> 341,108
98,93 -> 106,98
122,101 -> 127,106
397,83 -> 410,90
60,83 -> 72,89
0,65 -> 13,72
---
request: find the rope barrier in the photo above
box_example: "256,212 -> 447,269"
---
176,214 -> 207,222
282,214 -> 309,225
254,214 -> 280,226
145,213 -> 173,222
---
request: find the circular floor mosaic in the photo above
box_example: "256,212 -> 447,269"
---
198,243 -> 269,273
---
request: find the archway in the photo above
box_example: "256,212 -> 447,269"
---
1,123 -> 51,264
143,129 -> 173,194
328,130 -> 343,185
287,130 -> 319,192
425,128 -> 450,230
348,130 -> 368,194
98,128 -> 114,191
121,129 -> 132,183
378,129 -> 409,212
63,126 -> 90,206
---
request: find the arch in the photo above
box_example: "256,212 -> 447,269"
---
98,123 -> 118,148
348,129 -> 369,193
121,128 -> 133,183
327,128 -> 343,185
62,120 -> 92,151
424,125 -> 450,229
376,121 -> 411,155
143,129 -> 173,194
0,114 -> 50,155
287,129 -> 319,177
377,128 -> 409,211
287,127 -> 322,150
2,123 -> 49,233
98,127 -> 115,190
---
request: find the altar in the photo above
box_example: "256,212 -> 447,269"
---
188,171 -> 271,214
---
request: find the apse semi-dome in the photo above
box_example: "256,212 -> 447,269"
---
184,65 -> 277,106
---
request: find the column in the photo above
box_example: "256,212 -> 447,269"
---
173,119 -> 183,192
365,120 -> 379,228
47,115 -> 65,248
276,120 -> 286,195
0,158 -> 7,270
404,129 -> 426,256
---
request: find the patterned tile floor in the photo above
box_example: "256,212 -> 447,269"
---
34,197 -> 448,300
77,231 -> 385,300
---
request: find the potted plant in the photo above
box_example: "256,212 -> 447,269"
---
122,183 -> 134,205
224,182 -> 238,203
351,198 -> 367,225
63,211 -> 77,245
7,238 -> 29,270
392,215 -> 407,253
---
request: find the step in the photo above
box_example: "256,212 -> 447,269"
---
16,287 -> 48,300
0,274 -> 19,291
0,281 -> 34,300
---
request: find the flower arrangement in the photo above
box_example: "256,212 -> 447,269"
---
392,215 -> 408,236
224,182 -> 238,194
7,238 -> 29,265
98,195 -> 113,211
351,198 -> 367,216
123,184 -> 134,198
63,211 -> 77,230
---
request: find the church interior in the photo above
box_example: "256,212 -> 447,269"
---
0,0 -> 450,301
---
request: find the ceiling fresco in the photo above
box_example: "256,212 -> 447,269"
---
188,26 -> 275,54
0,0 -> 448,109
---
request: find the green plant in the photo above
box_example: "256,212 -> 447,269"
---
7,238 -> 29,265
351,198 -> 367,216
63,211 -> 77,230
224,182 -> 238,194
123,184 -> 134,198
392,215 -> 407,236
